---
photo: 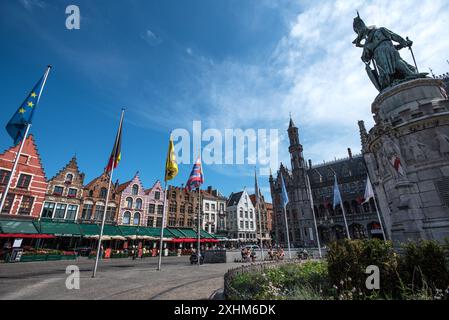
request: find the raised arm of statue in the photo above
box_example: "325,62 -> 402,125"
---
380,27 -> 411,49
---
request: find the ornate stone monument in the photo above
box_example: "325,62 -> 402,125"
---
354,13 -> 449,243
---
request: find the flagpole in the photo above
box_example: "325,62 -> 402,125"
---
157,181 -> 168,271
283,205 -> 292,259
364,175 -> 387,241
305,174 -> 322,259
92,109 -> 124,278
341,202 -> 351,240
373,197 -> 387,241
197,187 -> 201,266
36,66 -> 51,104
257,196 -> 264,261
92,164 -> 114,278
0,124 -> 31,214
0,65 -> 51,214
255,168 -> 264,261
333,174 -> 351,240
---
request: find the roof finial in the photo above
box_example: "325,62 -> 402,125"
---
288,113 -> 295,129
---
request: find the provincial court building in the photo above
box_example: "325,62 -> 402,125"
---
270,117 -> 383,248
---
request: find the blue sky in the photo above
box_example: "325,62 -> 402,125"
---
1,0 -> 448,201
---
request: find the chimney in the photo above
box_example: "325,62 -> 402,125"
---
308,159 -> 312,169
348,148 -> 353,159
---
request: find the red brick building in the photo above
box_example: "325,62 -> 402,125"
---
166,186 -> 201,228
41,156 -> 85,221
79,172 -> 120,224
0,135 -> 47,219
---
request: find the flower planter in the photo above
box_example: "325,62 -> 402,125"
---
46,254 -> 63,261
61,255 -> 77,260
20,255 -> 47,262
19,254 -> 76,262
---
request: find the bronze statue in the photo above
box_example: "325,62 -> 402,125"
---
353,12 -> 427,91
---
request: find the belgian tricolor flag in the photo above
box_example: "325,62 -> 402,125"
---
105,109 -> 124,172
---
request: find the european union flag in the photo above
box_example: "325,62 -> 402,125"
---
280,173 -> 289,208
6,66 -> 51,144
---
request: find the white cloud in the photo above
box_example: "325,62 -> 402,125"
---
191,0 -> 449,166
134,0 -> 449,174
141,29 -> 161,46
272,0 -> 449,162
19,0 -> 45,11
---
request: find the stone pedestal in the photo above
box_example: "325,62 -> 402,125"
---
364,78 -> 449,244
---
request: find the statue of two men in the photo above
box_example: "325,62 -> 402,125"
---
353,12 -> 427,91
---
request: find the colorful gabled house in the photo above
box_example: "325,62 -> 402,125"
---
79,172 -> 120,224
0,135 -> 47,219
116,173 -> 147,226
40,156 -> 85,221
145,180 -> 165,228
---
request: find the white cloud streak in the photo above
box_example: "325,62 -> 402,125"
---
133,0 -> 449,178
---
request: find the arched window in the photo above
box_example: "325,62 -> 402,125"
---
135,198 -> 142,210
65,173 -> 73,183
100,188 -> 107,199
133,212 -> 140,225
126,197 -> 133,208
132,184 -> 139,195
123,211 -> 131,225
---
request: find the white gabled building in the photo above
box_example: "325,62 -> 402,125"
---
226,189 -> 257,242
201,186 -> 227,235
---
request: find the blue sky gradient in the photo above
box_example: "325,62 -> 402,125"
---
1,0 -> 448,201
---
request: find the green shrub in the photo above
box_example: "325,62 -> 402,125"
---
227,240 -> 449,300
398,240 -> 449,293
228,261 -> 329,300
327,239 -> 399,298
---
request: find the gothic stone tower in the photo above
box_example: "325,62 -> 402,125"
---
363,78 -> 449,244
269,117 -> 318,247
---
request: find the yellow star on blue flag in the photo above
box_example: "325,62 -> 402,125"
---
6,66 -> 51,144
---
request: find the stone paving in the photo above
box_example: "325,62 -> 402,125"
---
0,256 -> 241,300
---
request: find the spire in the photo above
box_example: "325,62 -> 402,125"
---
287,114 -> 304,171
358,120 -> 368,152
288,112 -> 296,129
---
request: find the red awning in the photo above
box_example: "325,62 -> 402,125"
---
0,233 -> 56,239
200,238 -> 219,243
169,238 -> 197,243
169,238 -> 219,243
